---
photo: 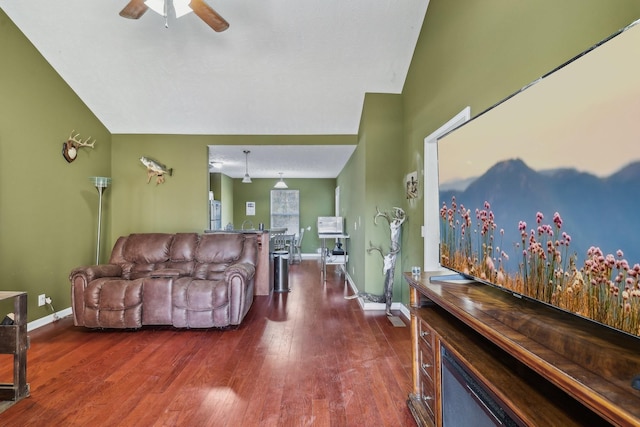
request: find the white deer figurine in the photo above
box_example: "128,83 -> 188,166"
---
346,207 -> 406,316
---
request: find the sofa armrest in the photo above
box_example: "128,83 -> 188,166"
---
69,264 -> 122,327
70,264 -> 123,284
225,262 -> 256,325
149,268 -> 185,278
224,262 -> 256,282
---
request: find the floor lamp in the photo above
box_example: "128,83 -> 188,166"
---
89,176 -> 111,264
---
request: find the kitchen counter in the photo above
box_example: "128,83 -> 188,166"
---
204,229 -> 266,234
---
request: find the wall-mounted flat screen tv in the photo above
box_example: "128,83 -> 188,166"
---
437,20 -> 640,337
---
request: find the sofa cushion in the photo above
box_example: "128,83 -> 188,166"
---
193,263 -> 228,281
172,278 -> 230,328
193,234 -> 245,280
83,278 -> 143,328
169,233 -> 199,261
195,233 -> 244,263
113,233 -> 174,279
108,236 -> 128,265
123,233 -> 174,264
155,233 -> 199,276
141,278 -> 173,325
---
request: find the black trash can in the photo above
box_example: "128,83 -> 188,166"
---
274,250 -> 290,292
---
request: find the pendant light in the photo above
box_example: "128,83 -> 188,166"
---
274,172 -> 288,189
242,150 -> 252,183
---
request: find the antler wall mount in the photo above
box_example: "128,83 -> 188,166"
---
62,130 -> 96,163
119,0 -> 229,32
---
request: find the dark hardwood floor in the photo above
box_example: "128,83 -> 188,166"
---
0,260 -> 415,426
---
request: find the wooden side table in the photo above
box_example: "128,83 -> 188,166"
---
0,292 -> 29,404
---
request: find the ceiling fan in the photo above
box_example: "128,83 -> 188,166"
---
119,0 -> 229,32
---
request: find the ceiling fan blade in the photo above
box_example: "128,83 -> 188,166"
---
189,0 -> 230,32
119,0 -> 149,19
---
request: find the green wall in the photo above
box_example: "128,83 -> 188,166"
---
338,93 -> 404,296
231,177 -> 336,253
220,173 -> 234,226
210,173 -> 220,200
110,134 -> 209,237
209,172 -> 234,227
0,10 -> 111,320
108,135 -> 354,250
337,135 -> 366,287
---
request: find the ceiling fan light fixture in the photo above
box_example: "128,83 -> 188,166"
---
144,0 -> 190,18
120,0 -> 229,32
144,0 -> 165,16
274,173 -> 288,189
242,150 -> 252,184
174,0 -> 193,18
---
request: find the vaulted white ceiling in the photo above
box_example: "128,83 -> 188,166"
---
208,144 -> 357,179
1,0 -> 429,176
2,0 -> 428,135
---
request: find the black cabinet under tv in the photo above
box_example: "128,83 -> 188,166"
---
404,271 -> 640,427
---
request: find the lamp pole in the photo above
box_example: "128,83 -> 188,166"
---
89,177 -> 111,264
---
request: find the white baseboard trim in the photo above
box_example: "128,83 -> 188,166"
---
398,303 -> 411,320
345,271 -> 411,321
27,307 -> 72,332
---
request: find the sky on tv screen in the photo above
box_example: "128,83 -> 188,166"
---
438,21 -> 640,275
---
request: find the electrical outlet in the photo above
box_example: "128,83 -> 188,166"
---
38,294 -> 46,307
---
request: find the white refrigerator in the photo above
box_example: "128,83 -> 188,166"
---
210,200 -> 222,230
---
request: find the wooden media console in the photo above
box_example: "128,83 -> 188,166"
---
404,272 -> 640,426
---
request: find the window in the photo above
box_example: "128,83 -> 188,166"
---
270,190 -> 299,234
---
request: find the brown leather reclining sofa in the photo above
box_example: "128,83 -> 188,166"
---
70,232 -> 258,329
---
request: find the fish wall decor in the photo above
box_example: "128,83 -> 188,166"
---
140,156 -> 173,185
